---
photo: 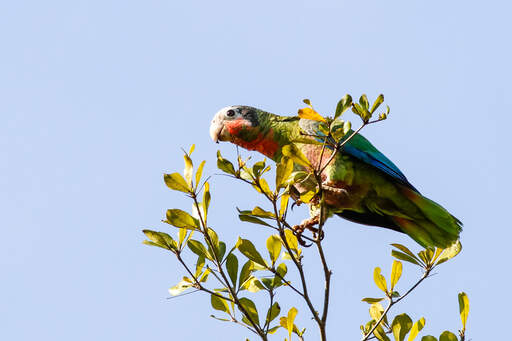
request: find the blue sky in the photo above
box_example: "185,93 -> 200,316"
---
1,1 -> 510,340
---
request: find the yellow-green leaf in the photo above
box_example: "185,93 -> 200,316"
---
142,230 -> 177,251
211,294 -> 230,314
169,279 -> 192,296
188,144 -> 195,155
369,303 -> 385,323
276,157 -> 294,190
165,209 -> 200,230
374,325 -> 391,341
282,144 -> 312,168
164,173 -> 190,192
407,317 -> 425,341
361,297 -> 384,304
202,182 -> 211,218
237,238 -> 268,267
239,297 -> 260,326
266,235 -> 282,265
390,260 -> 403,290
360,94 -> 369,110
226,253 -> 238,287
266,302 -> 281,324
298,107 -> 326,122
238,260 -> 253,290
239,214 -> 274,227
370,94 -> 384,114
287,307 -> 298,340
217,150 -> 236,175
343,120 -> 352,135
334,94 -> 352,119
187,239 -> 212,260
421,336 -> 438,341
283,229 -> 299,256
436,241 -> 462,265
458,292 -> 469,330
439,331 -> 457,341
373,267 -> 388,294
391,250 -> 421,266
183,154 -> 193,186
279,194 -> 289,218
392,313 -> 413,341
195,160 -> 206,188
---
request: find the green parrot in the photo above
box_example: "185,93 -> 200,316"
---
209,105 -> 462,248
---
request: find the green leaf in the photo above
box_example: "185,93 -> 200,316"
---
238,260 -> 253,290
361,297 -> 384,304
268,326 -> 280,334
165,209 -> 200,230
183,153 -> 193,186
252,160 -> 266,177
359,94 -> 369,110
458,292 -> 469,330
266,235 -> 282,266
187,239 -> 211,260
282,144 -> 312,168
238,214 -> 274,227
436,241 -> 462,265
237,238 -> 268,267
303,98 -> 311,106
286,307 -> 298,341
283,229 -> 300,256
392,313 -> 413,341
391,250 -> 421,266
370,94 -> 384,114
343,120 -> 352,135
369,303 -> 385,324
164,173 -> 190,193
202,181 -> 211,217
334,94 -> 353,119
439,331 -> 457,341
142,230 -> 177,251
266,302 -> 281,324
421,336 -> 437,341
276,157 -> 294,190
241,276 -> 265,292
239,297 -> 260,326
217,150 -> 236,175
407,317 -> 425,341
390,260 -> 403,290
251,206 -> 275,219
199,268 -> 210,282
373,267 -> 388,294
195,256 -> 205,277
391,244 -> 420,260
280,194 -> 289,218
211,294 -> 230,314
169,279 -> 192,296
374,325 -> 391,341
226,253 -> 238,288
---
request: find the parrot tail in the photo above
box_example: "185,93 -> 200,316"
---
392,186 -> 462,248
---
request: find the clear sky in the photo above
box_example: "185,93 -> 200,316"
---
2,1 -> 510,340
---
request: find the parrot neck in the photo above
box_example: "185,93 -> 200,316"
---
232,112 -> 298,161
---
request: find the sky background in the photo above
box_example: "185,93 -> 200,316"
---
2,0 -> 511,340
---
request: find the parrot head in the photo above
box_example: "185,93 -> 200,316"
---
210,105 -> 284,159
209,106 -> 261,143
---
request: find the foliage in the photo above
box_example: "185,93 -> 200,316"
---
142,95 -> 469,341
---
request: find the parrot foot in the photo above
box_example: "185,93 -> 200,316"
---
322,183 -> 348,196
292,215 -> 324,247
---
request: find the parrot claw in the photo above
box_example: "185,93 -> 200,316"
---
292,215 -> 324,247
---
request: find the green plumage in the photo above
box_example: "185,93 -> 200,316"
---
210,106 -> 462,248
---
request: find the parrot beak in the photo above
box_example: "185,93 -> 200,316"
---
209,113 -> 224,143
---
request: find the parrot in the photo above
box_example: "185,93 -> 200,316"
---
209,105 -> 462,248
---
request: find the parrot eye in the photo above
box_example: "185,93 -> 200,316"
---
226,109 -> 236,117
